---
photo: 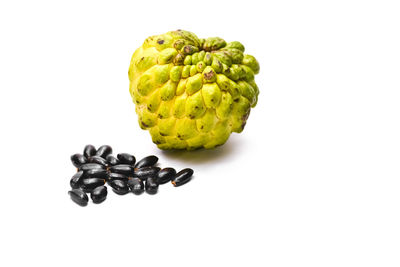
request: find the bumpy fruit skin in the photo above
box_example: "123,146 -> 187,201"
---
128,30 -> 260,150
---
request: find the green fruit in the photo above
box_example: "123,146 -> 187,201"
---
128,30 -> 260,150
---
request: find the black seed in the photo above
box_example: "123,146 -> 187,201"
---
80,178 -> 106,193
109,164 -> 134,176
96,145 -> 112,158
70,153 -> 87,168
108,172 -> 129,182
171,168 -> 194,187
134,166 -> 161,179
134,155 -> 159,168
84,168 -> 108,179
145,177 -> 159,195
68,189 -> 88,206
70,171 -> 84,189
83,144 -> 96,158
127,178 -> 144,195
117,153 -> 136,165
109,179 -> 129,195
91,186 -> 107,203
106,154 -> 120,166
156,168 -> 176,184
88,156 -> 108,167
78,163 -> 106,172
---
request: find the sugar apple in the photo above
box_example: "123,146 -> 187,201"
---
128,30 -> 260,150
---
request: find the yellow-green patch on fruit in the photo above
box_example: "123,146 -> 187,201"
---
147,89 -> 161,112
158,48 -> 178,64
173,94 -> 187,118
196,109 -> 217,132
185,90 -> 206,119
170,66 -> 182,82
158,117 -> 176,136
186,74 -> 202,95
160,81 -> 177,101
176,118 -> 197,140
157,100 -> 174,119
176,79 -> 187,95
202,83 -> 221,109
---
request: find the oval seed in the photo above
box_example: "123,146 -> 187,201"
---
171,168 -> 194,187
134,166 -> 161,179
80,178 -> 106,193
96,145 -> 113,158
84,168 -> 108,179
156,168 -> 176,184
70,171 -> 85,189
91,186 -> 107,203
78,163 -> 105,172
88,156 -> 108,167
109,179 -> 130,195
68,189 -> 88,206
145,177 -> 159,195
134,155 -> 159,168
109,164 -> 134,176
106,154 -> 120,166
117,153 -> 136,166
83,144 -> 96,158
70,153 -> 87,168
108,172 -> 129,182
127,178 -> 144,195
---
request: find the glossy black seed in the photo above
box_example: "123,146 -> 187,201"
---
68,189 -> 88,206
109,164 -> 134,176
78,163 -> 105,172
84,168 -> 108,179
171,168 -> 194,187
80,178 -> 106,193
88,156 -> 109,167
96,145 -> 113,158
70,153 -> 87,168
156,168 -> 176,184
117,153 -> 136,165
127,178 -> 144,195
70,171 -> 85,189
83,144 -> 96,158
106,154 -> 120,166
145,177 -> 159,195
91,186 -> 107,203
133,166 -> 160,179
109,179 -> 129,195
108,172 -> 129,182
134,155 -> 158,168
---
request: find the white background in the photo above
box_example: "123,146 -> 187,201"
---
0,0 -> 399,266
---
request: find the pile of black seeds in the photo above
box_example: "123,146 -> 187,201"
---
68,144 -> 194,206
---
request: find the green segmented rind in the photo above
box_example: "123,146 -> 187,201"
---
215,92 -> 233,119
185,91 -> 206,119
196,109 -> 218,133
157,100 -> 174,119
128,30 -> 260,150
158,48 -> 178,64
242,54 -> 260,74
170,66 -> 182,82
158,117 -> 176,136
189,65 -> 197,76
202,83 -> 221,109
176,118 -> 197,140
160,81 -> 177,101
225,41 -> 245,52
186,74 -> 202,95
147,89 -> 161,112
181,65 -> 191,78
